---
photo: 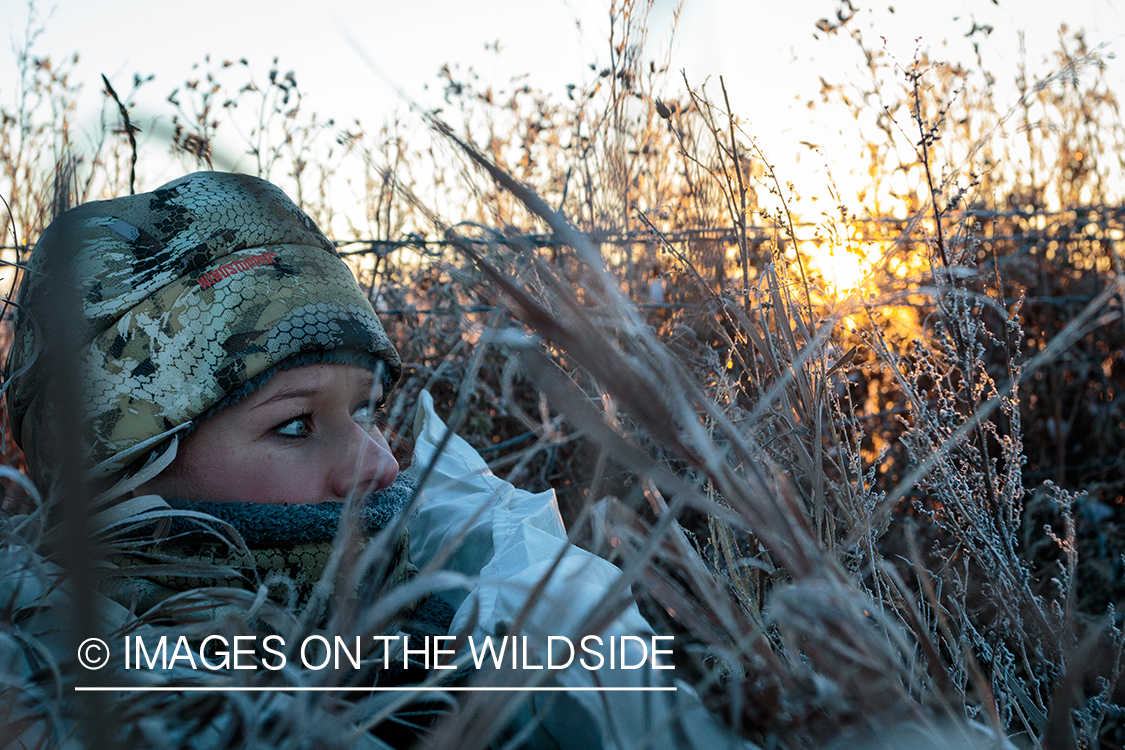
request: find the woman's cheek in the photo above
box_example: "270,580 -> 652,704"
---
181,439 -> 327,504
248,450 -> 327,504
196,450 -> 288,503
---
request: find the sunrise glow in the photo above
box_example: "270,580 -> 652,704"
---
803,241 -> 882,296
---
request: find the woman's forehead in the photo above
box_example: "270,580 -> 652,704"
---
250,364 -> 381,405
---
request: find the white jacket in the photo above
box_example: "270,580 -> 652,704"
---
408,390 -> 748,750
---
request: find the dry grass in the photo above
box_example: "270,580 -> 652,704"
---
3,1 -> 1125,748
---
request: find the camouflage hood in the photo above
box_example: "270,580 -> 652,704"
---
5,171 -> 400,489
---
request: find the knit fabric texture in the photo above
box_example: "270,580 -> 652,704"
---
103,473 -> 455,638
165,472 -> 418,545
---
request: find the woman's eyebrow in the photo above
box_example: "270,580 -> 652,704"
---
249,388 -> 320,410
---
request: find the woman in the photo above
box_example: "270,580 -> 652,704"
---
4,172 -> 744,749
5,171 -> 434,624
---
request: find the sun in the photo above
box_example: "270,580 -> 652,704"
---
804,241 -> 881,296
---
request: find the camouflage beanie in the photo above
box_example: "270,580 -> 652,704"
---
5,171 -> 401,489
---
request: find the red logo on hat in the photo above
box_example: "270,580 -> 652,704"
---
197,251 -> 280,290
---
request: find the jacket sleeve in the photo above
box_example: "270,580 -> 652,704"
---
407,390 -> 751,750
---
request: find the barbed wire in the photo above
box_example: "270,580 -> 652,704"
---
4,203 -> 1123,257
331,204 -> 1125,257
1,205 -> 1119,319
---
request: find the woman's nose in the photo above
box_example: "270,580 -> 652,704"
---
332,423 -> 399,499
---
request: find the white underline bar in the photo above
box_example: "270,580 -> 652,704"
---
75,686 -> 677,693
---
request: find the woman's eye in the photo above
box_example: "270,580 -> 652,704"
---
352,398 -> 387,429
275,416 -> 311,438
351,402 -> 373,427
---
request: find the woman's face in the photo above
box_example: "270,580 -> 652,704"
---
138,363 -> 399,504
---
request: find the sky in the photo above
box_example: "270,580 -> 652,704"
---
4,0 -> 1125,227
